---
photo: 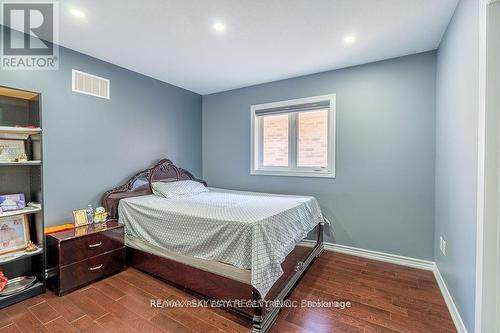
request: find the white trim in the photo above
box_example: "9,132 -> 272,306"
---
434,266 -> 469,333
316,241 -> 467,332
250,94 -> 336,178
476,0 -> 500,332
318,241 -> 435,270
251,94 -> 334,112
250,169 -> 335,178
475,1 -> 487,331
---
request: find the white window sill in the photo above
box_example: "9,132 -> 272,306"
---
250,169 -> 335,178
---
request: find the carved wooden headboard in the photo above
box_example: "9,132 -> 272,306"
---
102,159 -> 207,219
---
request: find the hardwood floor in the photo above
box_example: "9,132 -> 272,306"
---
0,251 -> 456,333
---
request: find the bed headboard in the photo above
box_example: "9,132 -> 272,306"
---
102,159 -> 207,219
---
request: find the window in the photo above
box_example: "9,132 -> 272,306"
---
251,94 -> 335,178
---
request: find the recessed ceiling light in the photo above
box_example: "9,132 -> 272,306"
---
343,35 -> 356,45
213,22 -> 225,32
69,9 -> 85,18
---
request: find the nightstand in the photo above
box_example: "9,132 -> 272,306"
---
46,220 -> 125,296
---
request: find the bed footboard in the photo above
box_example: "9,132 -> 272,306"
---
127,222 -> 324,333
252,222 -> 324,333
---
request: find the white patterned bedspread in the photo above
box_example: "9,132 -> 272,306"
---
118,188 -> 324,297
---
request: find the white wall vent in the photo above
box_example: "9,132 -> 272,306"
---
72,69 -> 110,99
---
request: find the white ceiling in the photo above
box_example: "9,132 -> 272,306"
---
55,0 -> 458,94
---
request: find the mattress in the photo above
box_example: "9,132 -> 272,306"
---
119,187 -> 324,297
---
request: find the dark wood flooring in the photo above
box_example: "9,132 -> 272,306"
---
0,251 -> 456,333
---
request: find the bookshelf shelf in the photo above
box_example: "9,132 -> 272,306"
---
0,206 -> 42,218
0,282 -> 44,309
0,126 -> 41,135
0,161 -> 41,166
0,247 -> 43,265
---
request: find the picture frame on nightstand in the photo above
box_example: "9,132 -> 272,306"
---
72,209 -> 89,227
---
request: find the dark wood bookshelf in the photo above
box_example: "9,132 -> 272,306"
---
0,85 -> 45,309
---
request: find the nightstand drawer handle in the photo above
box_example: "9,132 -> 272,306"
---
89,242 -> 102,248
89,264 -> 103,271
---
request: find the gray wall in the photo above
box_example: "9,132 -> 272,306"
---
435,0 -> 479,331
203,51 -> 437,260
0,29 -> 202,226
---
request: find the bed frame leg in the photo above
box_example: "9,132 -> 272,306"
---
252,307 -> 281,333
315,221 -> 325,258
252,315 -> 263,333
252,289 -> 263,332
251,288 -> 282,333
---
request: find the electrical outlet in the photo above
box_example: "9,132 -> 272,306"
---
439,236 -> 446,256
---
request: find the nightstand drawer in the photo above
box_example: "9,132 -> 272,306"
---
59,248 -> 125,294
60,227 -> 124,265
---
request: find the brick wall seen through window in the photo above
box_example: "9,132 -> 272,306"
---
263,114 -> 289,167
298,110 -> 328,167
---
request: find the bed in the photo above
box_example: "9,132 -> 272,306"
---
102,159 -> 325,333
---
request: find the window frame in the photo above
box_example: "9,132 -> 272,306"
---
250,94 -> 336,178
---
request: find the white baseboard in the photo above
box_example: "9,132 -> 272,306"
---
433,266 -> 468,333
318,241 -> 467,333
321,241 -> 435,271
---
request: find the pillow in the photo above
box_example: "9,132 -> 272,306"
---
152,180 -> 208,199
